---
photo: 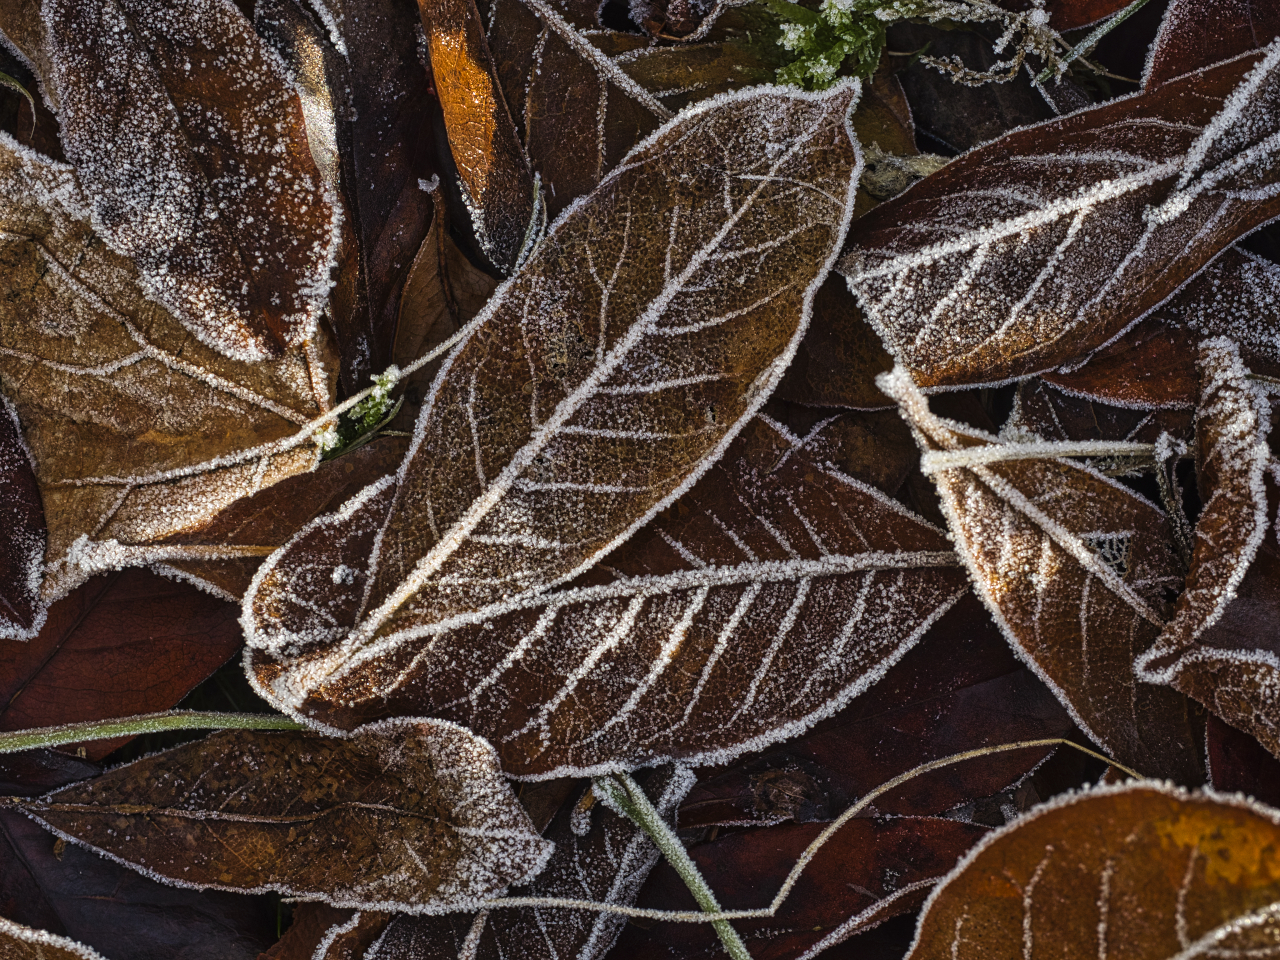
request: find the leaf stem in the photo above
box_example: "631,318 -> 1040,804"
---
0,711 -> 303,755
1037,0 -> 1152,82
594,772 -> 752,960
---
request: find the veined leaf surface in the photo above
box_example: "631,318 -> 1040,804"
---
244,81 -> 864,711
22,719 -> 552,912
882,368 -> 1200,780
840,47 -> 1280,388
249,417 -> 967,777
0,393 -> 44,640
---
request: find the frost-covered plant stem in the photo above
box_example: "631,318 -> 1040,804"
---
1035,0 -> 1151,81
0,710 -> 303,755
595,772 -> 753,960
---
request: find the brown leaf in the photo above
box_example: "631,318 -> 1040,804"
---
481,0 -> 771,221
0,393 -> 45,640
1137,339 -> 1280,755
243,81 -> 864,718
420,0 -> 535,273
1146,0 -> 1280,89
0,918 -> 107,960
258,904 -> 388,960
22,719 -> 553,911
881,368 -> 1200,780
840,47 -> 1280,388
33,0 -> 341,361
0,568 -> 245,761
619,815 -> 990,960
259,0 -> 438,389
1039,323 -> 1199,410
908,783 -> 1280,960
250,415 -> 967,777
0,134 -> 337,600
373,767 -> 694,960
1207,712 -> 1280,809
1006,379 -> 1195,446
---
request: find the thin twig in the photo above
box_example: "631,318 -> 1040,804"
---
1037,0 -> 1153,82
0,711 -> 303,755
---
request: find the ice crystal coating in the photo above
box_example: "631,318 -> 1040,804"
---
0,916 -> 109,960
0,392 -> 46,640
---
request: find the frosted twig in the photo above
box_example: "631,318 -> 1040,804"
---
483,738 -> 1142,923
0,710 -> 303,754
1036,0 -> 1152,82
921,441 -> 1155,473
594,772 -> 752,960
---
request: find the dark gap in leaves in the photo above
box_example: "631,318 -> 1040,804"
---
1085,0 -> 1172,85
1241,221 -> 1280,267
600,0 -> 644,33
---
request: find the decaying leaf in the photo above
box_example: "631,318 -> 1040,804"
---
1136,339 -> 1280,756
372,767 -> 694,960
21,719 -> 553,912
0,569 -> 245,760
251,415 -> 966,777
29,0 -> 341,361
0,132 -> 337,601
244,81 -> 865,719
840,46 -> 1280,388
0,392 -> 44,639
259,904 -> 388,960
908,783 -> 1280,960
1146,0 -> 1280,89
1005,379 -> 1195,449
881,368 -> 1200,780
0,917 -> 107,960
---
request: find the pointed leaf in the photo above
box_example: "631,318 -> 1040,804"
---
0,918 -> 108,960
22,719 -> 553,912
908,783 -> 1280,960
881,368 -> 1200,780
0,133 -> 336,600
1137,339 -> 1280,755
373,767 -> 695,960
840,47 -> 1280,388
249,415 -> 967,777
243,81 -> 865,714
259,904 -> 388,959
0,392 -> 45,640
1006,379 -> 1194,445
1146,0 -> 1280,88
36,0 -> 340,361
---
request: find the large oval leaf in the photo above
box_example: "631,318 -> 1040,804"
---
244,81 -> 864,707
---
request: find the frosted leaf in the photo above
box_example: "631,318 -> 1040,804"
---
368,767 -> 695,960
0,917 -> 109,960
840,45 -> 1280,388
21,718 -> 553,913
0,391 -> 46,640
1145,0 -> 1280,90
881,367 -> 1200,780
1153,247 -> 1280,364
40,0 -> 341,362
0,132 -> 337,601
247,416 -> 967,777
909,783 -> 1280,960
243,81 -> 865,716
1136,339 -> 1280,756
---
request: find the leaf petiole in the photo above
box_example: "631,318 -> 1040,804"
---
594,772 -> 752,960
0,711 -> 303,755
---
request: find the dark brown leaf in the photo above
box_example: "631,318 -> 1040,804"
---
258,904 -> 388,960
1006,378 -> 1195,445
0,568 -> 244,761
0,393 -> 45,640
35,0 -> 341,361
250,415 -> 967,778
882,368 -> 1201,780
0,918 -> 107,960
908,783 -> 1280,960
1039,323 -> 1199,410
243,81 -> 864,720
1137,339 -> 1280,756
22,719 -> 553,910
373,767 -> 693,960
1207,712 -> 1280,809
841,47 -> 1280,388
1146,0 -> 1280,88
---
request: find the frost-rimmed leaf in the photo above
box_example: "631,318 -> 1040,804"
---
20,719 -> 553,913
243,80 -> 864,710
0,132 -> 337,601
880,367 -> 1200,780
369,767 -> 695,960
38,0 -> 341,361
0,391 -> 45,640
248,416 -> 967,776
907,782 -> 1280,960
1136,338 -> 1280,755
0,917 -> 108,960
840,45 -> 1280,388
1145,0 -> 1280,90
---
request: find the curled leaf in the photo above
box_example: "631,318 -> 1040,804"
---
881,367 -> 1200,780
909,783 -> 1280,960
840,46 -> 1280,388
0,392 -> 44,640
21,719 -> 553,912
244,81 -> 865,715
40,0 -> 341,361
